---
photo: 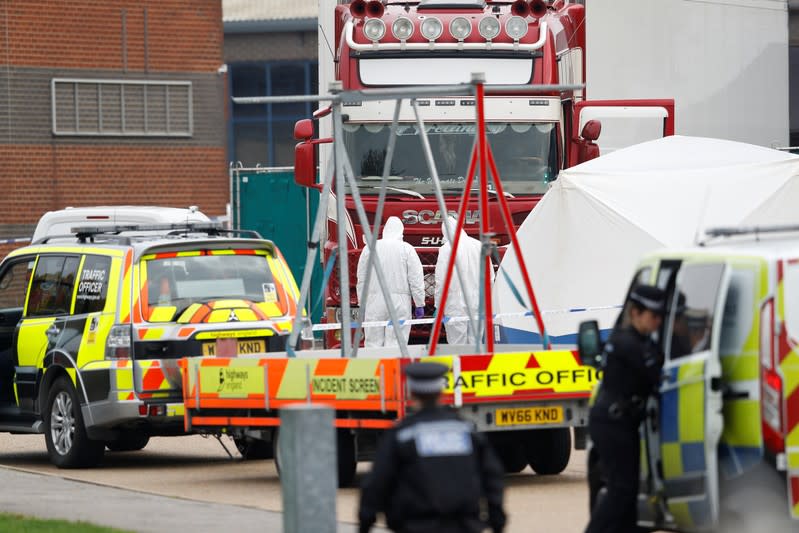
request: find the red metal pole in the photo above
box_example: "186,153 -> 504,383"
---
475,80 -> 494,351
428,148 -> 478,355
486,148 -> 550,349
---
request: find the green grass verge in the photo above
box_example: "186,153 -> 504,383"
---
0,513 -> 134,532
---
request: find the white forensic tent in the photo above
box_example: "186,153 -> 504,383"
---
495,135 -> 799,345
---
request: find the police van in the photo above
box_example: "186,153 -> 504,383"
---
579,225 -> 799,531
0,222 -> 306,467
32,205 -> 211,243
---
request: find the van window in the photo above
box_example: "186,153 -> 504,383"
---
74,256 -> 112,315
0,260 -> 34,309
614,267 -> 655,331
140,250 -> 283,322
667,263 -> 724,359
784,261 -> 799,341
719,269 -> 755,357
27,255 -> 80,317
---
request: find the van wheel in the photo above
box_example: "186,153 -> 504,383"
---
525,427 -> 571,475
106,432 -> 150,452
235,436 -> 273,460
45,376 -> 105,468
500,445 -> 528,473
487,432 -> 527,473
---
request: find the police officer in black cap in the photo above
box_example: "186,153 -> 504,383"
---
359,361 -> 506,533
585,284 -> 666,533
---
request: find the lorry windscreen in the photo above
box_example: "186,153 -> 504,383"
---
342,122 -> 557,195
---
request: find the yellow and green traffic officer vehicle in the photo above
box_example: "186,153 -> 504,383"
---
579,225 -> 799,531
0,222 -> 306,467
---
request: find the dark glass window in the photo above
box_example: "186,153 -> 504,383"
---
667,263 -> 725,360
233,123 -> 269,168
229,60 -> 318,167
0,259 -> 34,309
231,64 -> 268,118
272,120 -> 298,167
74,256 -> 112,315
271,64 -> 307,117
27,255 -> 80,317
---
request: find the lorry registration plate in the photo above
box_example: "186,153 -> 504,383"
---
495,406 -> 563,426
202,339 -> 266,356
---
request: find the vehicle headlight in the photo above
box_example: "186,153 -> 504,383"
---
505,16 -> 528,40
363,18 -> 386,41
478,16 -> 501,40
392,16 -> 414,40
449,17 -> 472,41
420,17 -> 443,41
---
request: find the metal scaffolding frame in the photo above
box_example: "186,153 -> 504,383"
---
233,75 -> 584,357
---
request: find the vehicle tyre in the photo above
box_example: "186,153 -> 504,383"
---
234,436 -> 273,460
44,375 -> 105,468
106,432 -> 150,452
524,427 -> 571,475
499,442 -> 528,473
336,429 -> 358,488
487,433 -> 527,473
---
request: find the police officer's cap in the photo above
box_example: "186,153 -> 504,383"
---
629,285 -> 666,313
404,361 -> 448,394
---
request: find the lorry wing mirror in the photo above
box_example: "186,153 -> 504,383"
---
580,119 -> 602,142
294,119 -> 314,141
574,119 -> 602,164
580,119 -> 601,142
577,320 -> 603,367
294,142 -> 320,190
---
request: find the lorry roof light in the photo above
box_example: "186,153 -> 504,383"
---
449,17 -> 472,41
478,16 -> 501,40
364,18 -> 386,42
392,16 -> 414,40
420,17 -> 443,41
505,15 -> 529,40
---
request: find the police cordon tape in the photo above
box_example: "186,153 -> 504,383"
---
310,304 -> 623,331
0,237 -> 31,245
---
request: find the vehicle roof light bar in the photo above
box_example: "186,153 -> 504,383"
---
70,222 -> 227,236
704,225 -> 799,238
344,20 -> 547,52
66,223 -> 267,243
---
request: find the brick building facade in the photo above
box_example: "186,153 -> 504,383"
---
0,0 -> 226,257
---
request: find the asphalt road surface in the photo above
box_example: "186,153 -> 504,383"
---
0,433 -> 590,532
1,433 -> 794,532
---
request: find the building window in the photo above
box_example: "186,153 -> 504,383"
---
51,79 -> 193,137
229,61 -> 318,167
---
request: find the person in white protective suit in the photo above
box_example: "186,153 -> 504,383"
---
356,216 -> 425,347
434,216 -> 488,345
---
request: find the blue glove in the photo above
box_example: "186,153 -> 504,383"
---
414,306 -> 425,319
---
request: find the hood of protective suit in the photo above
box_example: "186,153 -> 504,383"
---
441,216 -> 466,243
383,216 -> 404,240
